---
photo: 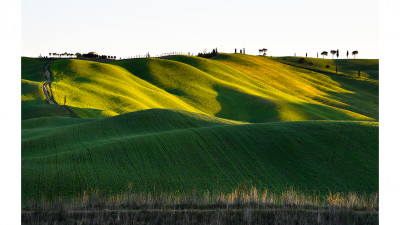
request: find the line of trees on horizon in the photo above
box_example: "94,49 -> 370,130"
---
45,48 -> 361,60
318,50 -> 359,59
197,48 -> 219,58
49,52 -> 75,58
48,52 -> 117,60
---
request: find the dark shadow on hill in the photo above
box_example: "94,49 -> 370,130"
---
214,86 -> 280,123
21,101 -> 105,120
213,54 -> 232,60
21,57 -> 51,82
21,101 -> 69,120
109,58 -> 189,97
331,59 -> 379,80
323,89 -> 379,120
287,101 -> 366,121
68,106 -> 108,118
275,59 -> 358,79
213,85 -> 369,122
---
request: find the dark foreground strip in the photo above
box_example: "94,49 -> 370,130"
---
22,208 -> 378,225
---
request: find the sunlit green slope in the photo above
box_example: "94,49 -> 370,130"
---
21,57 -> 68,120
212,54 -> 378,121
49,59 -> 202,118
45,54 -> 378,122
22,109 -> 378,199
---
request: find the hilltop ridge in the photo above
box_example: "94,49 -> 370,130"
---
20,54 -> 379,123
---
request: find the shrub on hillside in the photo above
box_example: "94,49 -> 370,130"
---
326,65 -> 330,68
309,62 -> 313,66
298,58 -> 306,64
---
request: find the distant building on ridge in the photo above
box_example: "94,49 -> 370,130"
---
82,52 -> 99,58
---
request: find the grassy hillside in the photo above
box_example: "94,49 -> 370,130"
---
21,57 -> 69,120
21,57 -> 50,82
272,56 -> 379,80
213,54 -> 378,121
45,54 -> 378,122
22,109 -> 378,199
49,59 -> 202,118
21,54 -> 379,203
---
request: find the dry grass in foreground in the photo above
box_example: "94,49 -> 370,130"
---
22,187 -> 378,225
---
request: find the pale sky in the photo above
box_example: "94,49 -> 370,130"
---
22,0 -> 379,59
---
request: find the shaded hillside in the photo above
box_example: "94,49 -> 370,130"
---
22,109 -> 378,199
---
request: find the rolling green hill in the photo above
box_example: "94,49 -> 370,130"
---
21,57 -> 69,120
21,54 -> 379,201
44,54 -> 377,122
22,109 -> 378,199
272,56 -> 379,80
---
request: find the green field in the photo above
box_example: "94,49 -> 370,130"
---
21,54 -> 378,201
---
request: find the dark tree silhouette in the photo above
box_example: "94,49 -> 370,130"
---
317,52 -> 319,58
330,50 -> 337,59
306,53 -> 307,58
197,48 -> 218,58
352,50 -> 358,59
235,48 -> 237,53
321,51 -> 328,59
262,48 -> 267,56
240,49 -> 242,54
347,50 -> 349,58
337,49 -> 339,58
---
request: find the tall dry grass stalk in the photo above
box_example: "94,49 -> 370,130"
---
22,186 -> 378,212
